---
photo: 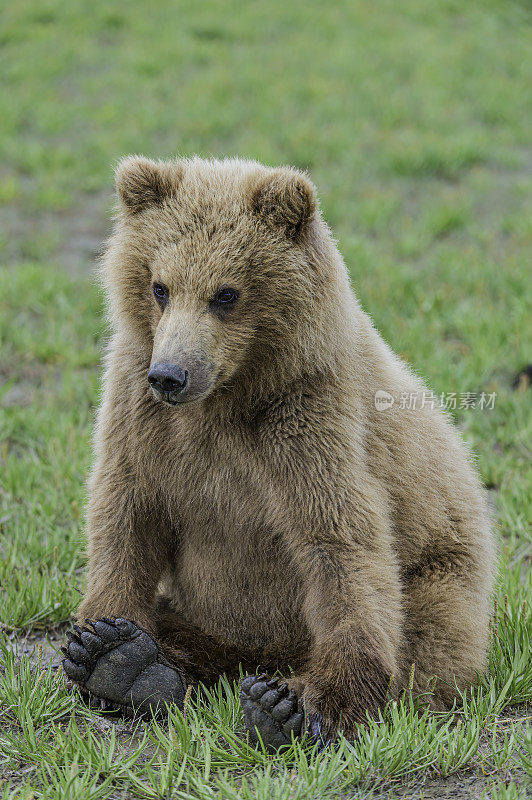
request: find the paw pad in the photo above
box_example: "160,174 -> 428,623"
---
240,673 -> 306,751
62,617 -> 186,718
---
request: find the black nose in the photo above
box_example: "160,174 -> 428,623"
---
148,362 -> 188,394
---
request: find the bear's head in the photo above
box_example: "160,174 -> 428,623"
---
102,156 -> 352,408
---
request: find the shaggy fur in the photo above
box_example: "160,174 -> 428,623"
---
74,155 -> 495,739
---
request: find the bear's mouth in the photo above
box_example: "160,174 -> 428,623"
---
151,386 -> 192,405
151,372 -> 222,406
160,390 -> 181,405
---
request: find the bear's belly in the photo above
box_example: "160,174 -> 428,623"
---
160,521 -> 310,661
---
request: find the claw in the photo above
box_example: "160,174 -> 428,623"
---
266,677 -> 279,688
308,713 -> 322,738
307,713 -> 329,750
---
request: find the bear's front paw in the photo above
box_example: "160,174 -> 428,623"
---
62,617 -> 187,718
240,674 -> 327,752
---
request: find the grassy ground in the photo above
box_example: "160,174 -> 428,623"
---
0,0 -> 531,797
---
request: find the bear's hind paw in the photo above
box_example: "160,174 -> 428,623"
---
62,617 -> 187,718
240,674 -> 324,752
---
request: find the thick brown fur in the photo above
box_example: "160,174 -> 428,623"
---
77,155 -> 496,738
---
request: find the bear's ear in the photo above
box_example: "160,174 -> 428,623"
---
114,156 -> 183,213
250,169 -> 317,238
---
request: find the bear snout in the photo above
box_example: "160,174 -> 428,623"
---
148,362 -> 189,404
147,359 -> 217,405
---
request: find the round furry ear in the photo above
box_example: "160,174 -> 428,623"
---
114,156 -> 183,213
250,169 -> 317,238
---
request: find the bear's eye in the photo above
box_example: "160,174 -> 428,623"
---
153,282 -> 169,307
210,287 -> 239,307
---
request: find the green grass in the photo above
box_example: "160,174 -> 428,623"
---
0,0 -> 531,797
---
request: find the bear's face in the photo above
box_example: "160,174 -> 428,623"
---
146,230 -> 261,406
106,156 -> 331,406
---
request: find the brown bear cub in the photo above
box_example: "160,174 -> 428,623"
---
63,156 -> 495,749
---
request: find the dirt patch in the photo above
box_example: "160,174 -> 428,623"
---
6,626 -> 67,669
380,768 -> 529,799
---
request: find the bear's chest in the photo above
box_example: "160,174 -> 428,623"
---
166,506 -> 308,655
157,452 -> 308,654
147,408 -> 310,655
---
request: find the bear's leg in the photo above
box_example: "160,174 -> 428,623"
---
238,484 -> 404,750
401,548 -> 493,709
238,550 -> 493,751
238,623 -> 399,751
76,460 -> 180,637
239,647 -> 392,752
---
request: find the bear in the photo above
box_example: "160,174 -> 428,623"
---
63,155 -> 496,750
